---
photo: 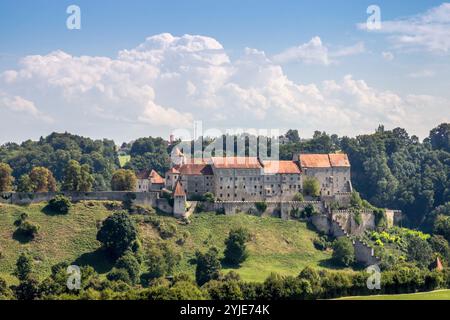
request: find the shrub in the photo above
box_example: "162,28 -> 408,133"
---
293,193 -> 304,202
374,208 -> 387,229
97,211 -> 138,259
107,268 -> 132,285
158,222 -> 178,239
195,247 -> 221,286
15,252 -> 33,281
115,251 -> 141,284
47,195 -> 72,214
255,202 -> 267,213
204,192 -> 215,203
223,228 -> 251,265
17,221 -> 40,239
313,235 -> 331,251
332,237 -> 355,267
303,177 -> 320,197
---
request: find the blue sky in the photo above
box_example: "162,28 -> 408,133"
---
0,0 -> 449,143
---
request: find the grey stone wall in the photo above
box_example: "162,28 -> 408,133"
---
0,191 -> 159,207
210,200 -> 325,217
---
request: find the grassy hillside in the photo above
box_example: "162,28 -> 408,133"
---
337,290 -> 450,300
140,212 -> 334,282
0,201 -> 113,284
0,202 -> 333,284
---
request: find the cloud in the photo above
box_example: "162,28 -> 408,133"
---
382,51 -> 394,61
359,3 -> 450,54
273,37 -> 365,65
408,69 -> 436,79
0,33 -> 447,143
0,91 -> 53,122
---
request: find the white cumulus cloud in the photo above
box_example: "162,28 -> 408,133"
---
0,33 -> 447,143
359,3 -> 450,54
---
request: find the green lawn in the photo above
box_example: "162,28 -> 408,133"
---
338,290 -> 450,300
118,155 -> 131,167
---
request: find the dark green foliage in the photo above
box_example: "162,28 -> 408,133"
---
407,236 -> 434,268
195,247 -> 222,286
16,174 -> 33,192
115,251 -> 141,284
107,268 -> 132,285
341,124 -> 450,226
429,123 -> 450,153
15,252 -> 33,281
255,202 -> 267,213
111,169 -> 137,191
14,277 -> 41,300
313,235 -> 332,251
332,237 -> 355,267
17,221 -> 40,239
430,235 -> 450,263
303,177 -> 320,197
203,192 -> 215,203
46,195 -> 72,214
0,162 -> 14,192
124,137 -> 171,175
145,242 -> 180,279
374,208 -> 388,229
223,228 -> 250,265
62,160 -> 94,192
0,132 -> 117,191
97,211 -> 138,259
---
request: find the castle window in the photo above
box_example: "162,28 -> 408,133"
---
220,194 -> 223,198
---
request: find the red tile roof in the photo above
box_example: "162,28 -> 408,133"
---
299,154 -> 331,168
149,170 -> 165,184
174,181 -> 186,196
211,157 -> 262,169
263,160 -> 301,174
299,153 -> 351,168
328,154 -> 350,167
179,163 -> 213,175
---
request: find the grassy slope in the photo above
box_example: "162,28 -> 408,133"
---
0,201 -> 113,284
338,289 -> 450,300
140,212 -> 334,282
0,202 -> 333,284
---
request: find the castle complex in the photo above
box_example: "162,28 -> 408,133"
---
137,152 -> 353,203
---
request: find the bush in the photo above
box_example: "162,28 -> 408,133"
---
115,252 -> 141,284
303,177 -> 320,197
223,228 -> 250,265
195,247 -> 221,286
332,237 -> 355,267
204,192 -> 215,203
158,222 -> 178,239
17,221 -> 40,239
374,208 -> 387,229
313,235 -> 331,251
97,211 -> 138,259
255,202 -> 267,213
47,195 -> 72,214
107,268 -> 132,285
293,193 -> 304,202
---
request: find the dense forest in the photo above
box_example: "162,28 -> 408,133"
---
1,123 -> 449,228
